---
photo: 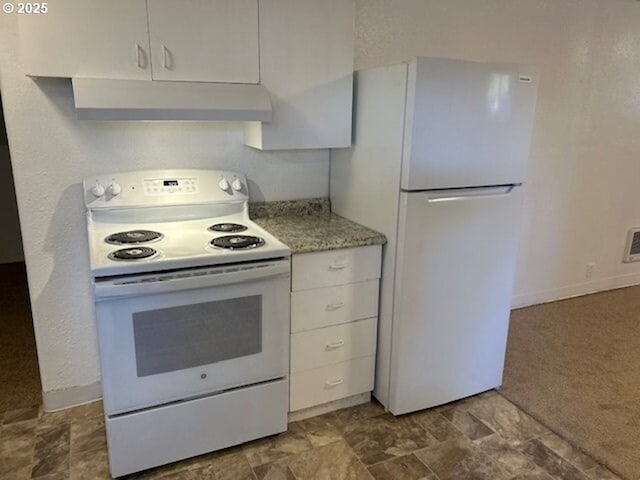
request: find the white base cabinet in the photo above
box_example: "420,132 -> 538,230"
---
291,318 -> 377,373
291,280 -> 379,333
289,246 -> 381,412
290,357 -> 375,411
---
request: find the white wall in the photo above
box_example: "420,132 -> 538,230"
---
354,0 -> 640,307
0,15 -> 329,404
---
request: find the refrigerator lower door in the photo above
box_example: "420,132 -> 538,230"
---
388,185 -> 523,415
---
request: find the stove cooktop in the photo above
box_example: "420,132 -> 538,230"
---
84,169 -> 290,278
88,214 -> 288,277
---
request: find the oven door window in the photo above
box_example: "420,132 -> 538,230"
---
132,295 -> 262,377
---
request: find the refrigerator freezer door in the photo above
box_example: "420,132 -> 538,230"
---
401,57 -> 539,190
388,186 -> 523,415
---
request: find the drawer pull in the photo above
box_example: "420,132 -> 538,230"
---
328,262 -> 347,271
325,340 -> 345,350
325,302 -> 345,311
325,378 -> 344,387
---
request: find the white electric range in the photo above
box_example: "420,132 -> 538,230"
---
84,169 -> 290,478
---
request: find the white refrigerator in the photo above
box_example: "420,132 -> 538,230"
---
331,57 -> 539,415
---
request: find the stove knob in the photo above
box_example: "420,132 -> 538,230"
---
231,178 -> 243,191
107,182 -> 122,196
219,177 -> 230,191
90,182 -> 105,198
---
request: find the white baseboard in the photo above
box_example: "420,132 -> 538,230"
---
42,381 -> 102,412
512,272 -> 640,309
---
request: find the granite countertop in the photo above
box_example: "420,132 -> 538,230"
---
250,198 -> 386,254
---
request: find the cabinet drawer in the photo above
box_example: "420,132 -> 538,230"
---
290,356 -> 375,411
292,246 -> 381,291
291,318 -> 377,373
291,280 -> 379,333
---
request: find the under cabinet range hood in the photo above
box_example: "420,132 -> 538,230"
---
71,78 -> 272,121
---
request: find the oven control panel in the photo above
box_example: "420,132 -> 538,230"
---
143,177 -> 199,195
84,169 -> 248,209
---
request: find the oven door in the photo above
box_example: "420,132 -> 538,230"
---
94,259 -> 290,415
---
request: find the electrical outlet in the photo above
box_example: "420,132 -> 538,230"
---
585,263 -> 595,280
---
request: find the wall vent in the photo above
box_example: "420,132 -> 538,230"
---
624,228 -> 640,262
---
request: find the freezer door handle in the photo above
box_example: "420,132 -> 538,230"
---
425,185 -> 517,203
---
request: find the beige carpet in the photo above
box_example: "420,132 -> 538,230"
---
501,285 -> 640,480
0,262 -> 42,413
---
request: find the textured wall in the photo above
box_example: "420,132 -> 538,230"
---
354,0 -> 640,306
0,15 -> 329,396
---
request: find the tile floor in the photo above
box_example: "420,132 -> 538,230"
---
0,391 -> 622,480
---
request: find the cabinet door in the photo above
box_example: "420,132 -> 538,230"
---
244,0 -> 354,150
147,0 -> 259,83
18,0 -> 151,79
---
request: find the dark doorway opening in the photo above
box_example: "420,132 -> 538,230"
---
0,90 -> 42,415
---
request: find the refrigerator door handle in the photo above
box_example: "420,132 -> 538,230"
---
425,185 -> 518,203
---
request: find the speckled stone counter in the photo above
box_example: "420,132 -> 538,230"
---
250,198 -> 386,254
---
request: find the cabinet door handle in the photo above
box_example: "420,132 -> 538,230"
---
325,378 -> 343,387
328,262 -> 347,271
161,45 -> 169,69
134,44 -> 144,69
325,302 -> 345,311
326,340 -> 345,350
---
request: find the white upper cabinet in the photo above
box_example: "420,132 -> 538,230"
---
19,0 -> 259,84
19,0 -> 354,150
19,0 -> 151,80
244,0 -> 355,150
146,0 -> 259,83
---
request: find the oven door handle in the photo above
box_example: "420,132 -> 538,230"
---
93,260 -> 290,300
